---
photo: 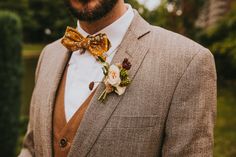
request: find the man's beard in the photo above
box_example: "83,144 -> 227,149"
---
65,0 -> 118,22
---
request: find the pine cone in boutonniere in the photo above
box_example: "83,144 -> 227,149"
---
98,58 -> 132,102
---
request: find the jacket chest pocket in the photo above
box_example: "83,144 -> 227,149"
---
105,115 -> 159,128
98,115 -> 160,143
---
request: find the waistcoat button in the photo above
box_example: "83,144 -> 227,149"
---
59,138 -> 68,148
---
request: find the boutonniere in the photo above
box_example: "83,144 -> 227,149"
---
89,57 -> 132,102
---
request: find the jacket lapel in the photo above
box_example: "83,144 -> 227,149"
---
42,42 -> 71,156
68,10 -> 151,157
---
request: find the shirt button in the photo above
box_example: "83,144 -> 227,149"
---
59,138 -> 68,148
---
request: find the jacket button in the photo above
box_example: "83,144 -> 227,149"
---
59,138 -> 68,148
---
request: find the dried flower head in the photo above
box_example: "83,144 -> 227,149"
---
122,58 -> 132,70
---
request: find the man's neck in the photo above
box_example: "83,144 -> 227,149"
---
79,1 -> 127,35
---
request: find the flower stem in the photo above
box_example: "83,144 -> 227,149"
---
98,90 -> 106,101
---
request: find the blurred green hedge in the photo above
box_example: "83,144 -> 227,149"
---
0,11 -> 22,157
197,2 -> 236,80
0,0 -> 74,42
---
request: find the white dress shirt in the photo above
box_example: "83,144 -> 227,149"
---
64,4 -> 134,122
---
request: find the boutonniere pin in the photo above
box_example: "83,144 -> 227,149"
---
89,57 -> 132,102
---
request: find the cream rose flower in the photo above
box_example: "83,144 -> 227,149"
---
107,65 -> 121,86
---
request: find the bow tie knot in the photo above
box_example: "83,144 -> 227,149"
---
61,26 -> 111,61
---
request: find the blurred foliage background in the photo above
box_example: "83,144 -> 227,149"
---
0,11 -> 22,157
0,0 -> 235,156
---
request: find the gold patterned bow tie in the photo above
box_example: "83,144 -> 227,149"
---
61,26 -> 111,61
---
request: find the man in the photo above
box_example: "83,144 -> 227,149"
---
19,0 -> 217,156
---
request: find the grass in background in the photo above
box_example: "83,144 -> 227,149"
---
214,82 -> 236,157
23,43 -> 45,58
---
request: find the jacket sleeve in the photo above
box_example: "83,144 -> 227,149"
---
162,49 -> 217,156
18,47 -> 46,157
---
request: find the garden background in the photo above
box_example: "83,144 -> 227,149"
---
0,0 -> 236,156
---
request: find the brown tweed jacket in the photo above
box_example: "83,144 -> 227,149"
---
19,10 -> 217,157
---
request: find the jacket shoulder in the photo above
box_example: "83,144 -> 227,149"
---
38,38 -> 67,62
149,25 -> 210,57
42,38 -> 64,53
146,25 -> 215,80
